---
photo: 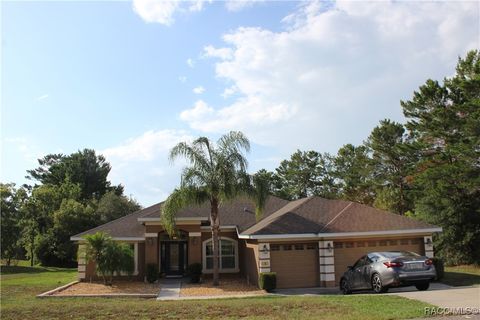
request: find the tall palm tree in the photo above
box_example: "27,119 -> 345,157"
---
162,131 -> 269,286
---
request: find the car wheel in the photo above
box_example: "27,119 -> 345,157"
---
371,273 -> 388,293
415,282 -> 430,291
340,279 -> 351,295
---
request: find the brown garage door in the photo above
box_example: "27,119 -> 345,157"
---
270,243 -> 319,288
333,238 -> 425,284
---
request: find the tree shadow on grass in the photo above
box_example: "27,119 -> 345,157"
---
440,271 -> 480,287
0,265 -> 74,275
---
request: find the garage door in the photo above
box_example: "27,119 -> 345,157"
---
270,243 -> 319,288
333,238 -> 425,284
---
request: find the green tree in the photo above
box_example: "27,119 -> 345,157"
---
27,149 -> 123,201
96,191 -> 141,224
1,183 -> 27,265
84,232 -> 133,285
401,50 -> 480,263
162,131 -> 268,286
273,150 -> 337,200
366,120 -> 417,214
333,144 -> 375,205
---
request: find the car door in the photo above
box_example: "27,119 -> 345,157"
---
351,256 -> 366,289
357,254 -> 376,289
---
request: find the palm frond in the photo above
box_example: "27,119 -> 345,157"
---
218,131 -> 251,154
161,187 -> 210,236
169,141 -> 211,172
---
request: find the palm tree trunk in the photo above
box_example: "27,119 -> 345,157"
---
211,199 -> 220,286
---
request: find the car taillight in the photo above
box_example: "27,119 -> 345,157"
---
384,261 -> 404,268
425,259 -> 433,266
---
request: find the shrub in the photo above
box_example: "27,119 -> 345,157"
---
258,272 -> 276,292
146,263 -> 159,283
187,263 -> 202,283
432,257 -> 444,280
84,232 -> 136,285
118,243 -> 135,279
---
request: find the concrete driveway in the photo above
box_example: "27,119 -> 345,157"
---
388,283 -> 480,309
275,283 -> 480,309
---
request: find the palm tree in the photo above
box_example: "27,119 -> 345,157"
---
162,131 -> 269,286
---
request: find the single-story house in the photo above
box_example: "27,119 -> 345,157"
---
71,195 -> 441,288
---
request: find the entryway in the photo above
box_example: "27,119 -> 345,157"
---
159,231 -> 188,276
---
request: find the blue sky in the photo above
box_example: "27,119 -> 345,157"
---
2,0 -> 478,206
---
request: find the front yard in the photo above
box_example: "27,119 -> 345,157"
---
180,276 -> 265,297
0,264 -> 433,320
441,265 -> 480,287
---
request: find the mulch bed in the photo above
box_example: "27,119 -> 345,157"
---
180,277 -> 265,297
52,281 -> 159,296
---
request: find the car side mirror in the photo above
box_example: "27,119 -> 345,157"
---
347,266 -> 353,270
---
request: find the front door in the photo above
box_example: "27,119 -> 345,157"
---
160,241 -> 187,275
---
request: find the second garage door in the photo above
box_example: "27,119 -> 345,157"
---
333,237 -> 425,284
270,243 -> 319,288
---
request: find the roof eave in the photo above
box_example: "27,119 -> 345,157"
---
238,227 -> 443,240
70,236 -> 146,241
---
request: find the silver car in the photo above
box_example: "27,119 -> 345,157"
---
340,251 -> 437,294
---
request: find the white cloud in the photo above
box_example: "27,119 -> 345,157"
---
203,45 -> 233,60
102,129 -> 194,206
132,0 -> 210,26
103,129 -> 192,162
193,86 -> 205,94
183,0 -> 478,152
221,86 -> 237,98
186,58 -> 195,68
225,0 -> 263,12
36,94 -> 49,101
178,76 -> 187,83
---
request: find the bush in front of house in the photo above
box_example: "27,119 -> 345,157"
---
84,232 -> 135,285
187,263 -> 202,283
259,272 -> 276,292
146,263 -> 159,283
432,257 -> 444,280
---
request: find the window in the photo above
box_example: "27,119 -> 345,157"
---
345,242 -> 354,248
282,245 -> 292,251
334,242 -> 343,249
203,238 -> 238,272
379,240 -> 387,246
400,239 -> 409,245
368,241 -> 377,247
356,241 -> 365,247
389,240 -> 398,245
294,244 -> 304,250
353,256 -> 366,269
270,244 -> 280,251
306,243 -> 316,250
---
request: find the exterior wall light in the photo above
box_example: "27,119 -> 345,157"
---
327,242 -> 333,252
259,244 -> 270,253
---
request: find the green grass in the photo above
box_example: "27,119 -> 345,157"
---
1,265 -> 434,320
441,265 -> 480,287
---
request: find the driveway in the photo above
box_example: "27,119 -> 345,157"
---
275,283 -> 480,309
388,283 -> 480,309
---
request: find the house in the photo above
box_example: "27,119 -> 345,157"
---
71,196 -> 441,288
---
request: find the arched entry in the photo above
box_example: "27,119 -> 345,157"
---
159,231 -> 188,276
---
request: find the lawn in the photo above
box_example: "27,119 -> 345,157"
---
0,264 -> 434,320
441,265 -> 480,287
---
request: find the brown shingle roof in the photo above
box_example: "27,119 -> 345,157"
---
71,196 -> 289,238
242,197 -> 435,235
72,195 -> 437,239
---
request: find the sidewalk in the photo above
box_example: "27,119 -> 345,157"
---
157,279 -> 181,301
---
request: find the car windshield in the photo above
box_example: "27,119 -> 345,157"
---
380,251 -> 420,258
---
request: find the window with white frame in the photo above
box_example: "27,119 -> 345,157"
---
203,237 -> 238,272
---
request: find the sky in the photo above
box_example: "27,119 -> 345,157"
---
1,0 -> 479,207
